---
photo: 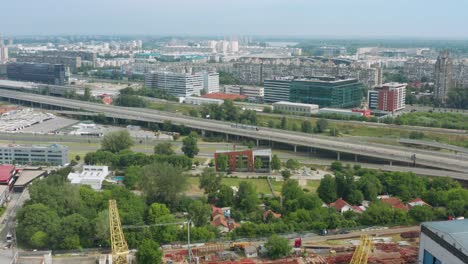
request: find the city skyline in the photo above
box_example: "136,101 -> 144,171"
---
3,0 -> 468,39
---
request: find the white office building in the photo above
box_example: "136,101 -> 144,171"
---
67,165 -> 111,190
272,101 -> 319,115
418,220 -> 468,264
223,85 -> 264,98
183,96 -> 223,106
0,144 -> 69,166
145,71 -> 219,97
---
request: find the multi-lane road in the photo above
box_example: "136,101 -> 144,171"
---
1,89 -> 468,173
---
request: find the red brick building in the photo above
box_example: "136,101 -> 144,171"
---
368,82 -> 406,112
214,149 -> 271,172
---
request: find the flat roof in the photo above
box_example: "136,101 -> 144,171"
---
14,170 -> 46,186
273,101 -> 319,108
423,220 -> 468,256
202,93 -> 247,100
0,143 -> 68,150
0,165 -> 15,182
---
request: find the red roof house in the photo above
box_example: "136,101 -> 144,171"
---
0,165 -> 15,184
380,197 -> 408,211
329,198 -> 363,214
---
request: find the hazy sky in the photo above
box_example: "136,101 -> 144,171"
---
3,0 -> 468,38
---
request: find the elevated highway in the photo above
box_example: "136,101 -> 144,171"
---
1,89 -> 468,173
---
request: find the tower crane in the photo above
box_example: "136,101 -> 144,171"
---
109,199 -> 129,264
350,235 -> 374,264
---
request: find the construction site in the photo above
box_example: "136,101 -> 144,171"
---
159,232 -> 419,264
99,199 -> 419,264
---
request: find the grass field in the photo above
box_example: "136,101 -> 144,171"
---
185,176 -> 320,197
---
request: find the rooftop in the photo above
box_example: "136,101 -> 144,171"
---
273,101 -> 319,108
0,165 -> 15,182
202,93 -> 247,100
0,143 -> 68,150
423,220 -> 468,256
14,170 -> 46,186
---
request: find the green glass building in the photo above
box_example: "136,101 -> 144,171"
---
289,77 -> 363,108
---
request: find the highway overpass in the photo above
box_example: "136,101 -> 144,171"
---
1,89 -> 468,173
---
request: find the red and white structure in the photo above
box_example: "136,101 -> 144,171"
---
368,82 -> 406,112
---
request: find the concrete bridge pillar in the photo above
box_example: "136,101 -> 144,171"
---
337,152 -> 341,161
226,134 -> 229,141
256,139 -> 259,147
355,154 -> 358,162
294,145 -> 297,152
389,160 -> 393,166
201,130 -> 206,137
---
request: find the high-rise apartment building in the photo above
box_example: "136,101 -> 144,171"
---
203,72 -> 220,94
368,82 -> 406,112
0,40 -> 8,64
264,76 -> 363,108
434,51 -> 453,104
7,63 -> 68,85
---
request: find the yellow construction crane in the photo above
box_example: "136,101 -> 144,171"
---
109,199 -> 129,264
350,235 -> 374,264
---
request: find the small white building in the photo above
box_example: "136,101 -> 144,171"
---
319,108 -> 363,117
182,96 -> 223,106
67,165 -> 110,190
272,101 -> 319,115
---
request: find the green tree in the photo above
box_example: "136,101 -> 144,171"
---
315,118 -> 329,133
301,120 -> 313,133
216,184 -> 235,207
282,180 -> 303,202
137,239 -> 163,264
124,165 -> 141,189
235,182 -> 260,213
317,175 -> 337,203
265,235 -> 291,259
101,130 -> 134,153
187,200 -> 211,227
254,157 -> 264,170
189,109 -> 199,117
75,155 -> 81,162
347,189 -> 364,205
330,161 -> 343,172
409,206 -> 434,222
83,87 -> 92,101
30,231 -> 48,249
280,116 -> 287,129
148,203 -> 171,224
199,168 -> 222,200
140,163 -> 187,208
163,120 -> 173,132
281,170 -> 291,181
285,159 -> 300,170
223,100 -> 239,122
182,132 -> 199,158
17,203 -> 61,248
216,154 -> 229,172
114,94 -> 148,107
154,142 -> 175,155
271,155 -> 282,170
357,173 -> 383,201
